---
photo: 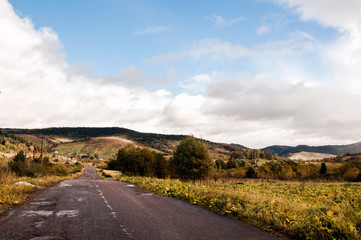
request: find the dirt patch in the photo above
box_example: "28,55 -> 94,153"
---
53,137 -> 74,143
289,151 -> 336,161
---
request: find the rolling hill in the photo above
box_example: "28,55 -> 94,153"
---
1,127 -> 245,158
262,142 -> 361,157
2,127 -> 361,160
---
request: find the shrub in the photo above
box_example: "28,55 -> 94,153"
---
170,135 -> 212,180
343,167 -> 360,181
13,150 -> 26,163
215,159 -> 226,170
320,163 -> 327,175
108,145 -> 168,178
246,166 -> 256,178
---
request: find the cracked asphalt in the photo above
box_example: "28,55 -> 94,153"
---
0,167 -> 287,240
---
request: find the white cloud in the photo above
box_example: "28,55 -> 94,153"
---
189,33 -> 316,61
160,93 -> 210,135
276,0 -> 361,31
0,1 -> 171,133
256,31 -> 316,54
257,12 -> 289,35
275,0 -> 361,89
257,25 -> 270,34
133,26 -> 169,35
212,15 -> 245,27
151,69 -> 178,88
101,66 -> 145,87
179,74 -> 213,93
3,0 -> 361,148
189,39 -> 253,60
201,73 -> 361,147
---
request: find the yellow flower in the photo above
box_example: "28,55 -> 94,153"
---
326,210 -> 333,217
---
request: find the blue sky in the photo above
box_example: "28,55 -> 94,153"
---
10,0 -> 338,77
2,0 -> 361,147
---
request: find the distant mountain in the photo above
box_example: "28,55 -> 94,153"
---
3,127 -> 360,158
262,142 -> 361,157
230,143 -> 249,149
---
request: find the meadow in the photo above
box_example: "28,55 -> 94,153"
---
114,175 -> 361,240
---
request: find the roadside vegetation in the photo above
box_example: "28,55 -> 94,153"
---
117,176 -> 361,240
101,135 -> 361,239
0,132 -> 83,214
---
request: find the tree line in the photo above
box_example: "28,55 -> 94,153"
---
107,135 -> 361,182
107,136 -> 211,180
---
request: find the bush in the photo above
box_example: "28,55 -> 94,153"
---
343,167 -> 360,181
8,150 -> 71,177
320,163 -> 327,174
42,157 -> 52,167
26,162 -> 47,177
246,166 -> 256,178
13,150 -> 26,163
107,145 -> 168,178
170,136 -> 212,180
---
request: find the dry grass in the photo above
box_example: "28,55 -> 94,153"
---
54,136 -> 139,156
118,176 -> 361,240
0,167 -> 16,185
0,166 -> 84,215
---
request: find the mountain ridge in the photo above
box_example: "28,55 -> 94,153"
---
0,127 -> 245,158
262,141 -> 361,157
2,127 -> 361,157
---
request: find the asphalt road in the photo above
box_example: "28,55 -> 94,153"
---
0,167 -> 287,240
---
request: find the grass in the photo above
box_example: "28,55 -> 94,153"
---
0,163 -> 84,215
115,175 -> 361,240
55,141 -> 118,157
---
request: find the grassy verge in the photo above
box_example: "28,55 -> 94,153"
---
97,169 -> 122,179
0,167 -> 84,215
116,175 -> 361,240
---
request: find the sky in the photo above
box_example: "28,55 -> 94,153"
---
1,0 -> 361,148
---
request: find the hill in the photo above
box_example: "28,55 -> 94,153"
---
0,131 -> 32,159
3,127 -> 361,160
288,151 -> 336,161
263,142 -> 361,157
1,127 -> 245,158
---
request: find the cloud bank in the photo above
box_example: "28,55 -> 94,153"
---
0,1 -> 170,133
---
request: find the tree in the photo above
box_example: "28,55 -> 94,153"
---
108,145 -> 168,178
9,150 -> 27,175
246,166 -> 256,178
154,153 -> 168,178
264,151 -> 274,160
170,136 -> 212,180
226,159 -> 239,169
215,159 -> 226,169
13,150 -> 26,163
320,163 -> 327,175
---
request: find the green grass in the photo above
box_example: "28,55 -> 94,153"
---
55,142 -> 117,157
117,176 -> 361,240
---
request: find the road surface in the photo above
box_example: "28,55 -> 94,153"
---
0,167 -> 287,240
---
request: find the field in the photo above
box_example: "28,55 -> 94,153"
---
54,136 -> 139,157
115,175 -> 361,240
